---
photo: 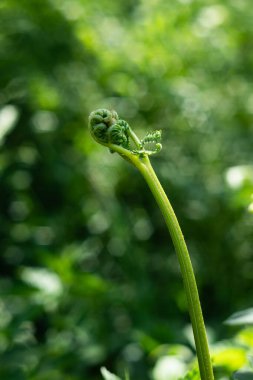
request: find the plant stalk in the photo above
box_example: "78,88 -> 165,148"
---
135,156 -> 214,380
89,108 -> 214,379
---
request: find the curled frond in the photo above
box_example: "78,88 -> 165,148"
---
89,109 -> 119,144
89,109 -> 118,128
150,142 -> 162,155
88,108 -> 162,158
141,130 -> 162,145
139,130 -> 162,155
108,120 -> 130,148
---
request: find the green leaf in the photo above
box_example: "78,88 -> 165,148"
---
224,309 -> 253,326
100,367 -> 122,380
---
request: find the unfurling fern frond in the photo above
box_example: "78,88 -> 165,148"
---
141,130 -> 162,145
108,120 -> 130,148
88,108 -> 162,158
139,130 -> 162,155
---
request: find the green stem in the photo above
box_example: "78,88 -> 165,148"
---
134,155 -> 214,380
89,108 -> 213,379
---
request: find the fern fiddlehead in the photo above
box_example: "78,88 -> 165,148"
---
89,109 -> 119,144
88,109 -> 214,380
89,108 -> 162,157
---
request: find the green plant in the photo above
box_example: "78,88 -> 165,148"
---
89,109 -> 214,380
101,366 -> 130,380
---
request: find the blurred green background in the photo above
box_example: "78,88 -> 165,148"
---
0,0 -> 253,379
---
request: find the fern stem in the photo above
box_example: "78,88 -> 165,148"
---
135,156 -> 214,380
89,108 -> 214,380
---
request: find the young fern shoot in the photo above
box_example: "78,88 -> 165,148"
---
89,109 -> 214,380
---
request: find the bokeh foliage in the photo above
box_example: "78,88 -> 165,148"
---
0,0 -> 252,379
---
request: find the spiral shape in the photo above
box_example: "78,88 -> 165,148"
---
108,120 -> 129,148
89,109 -> 129,148
89,108 -> 162,156
89,109 -> 118,128
141,130 -> 162,145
